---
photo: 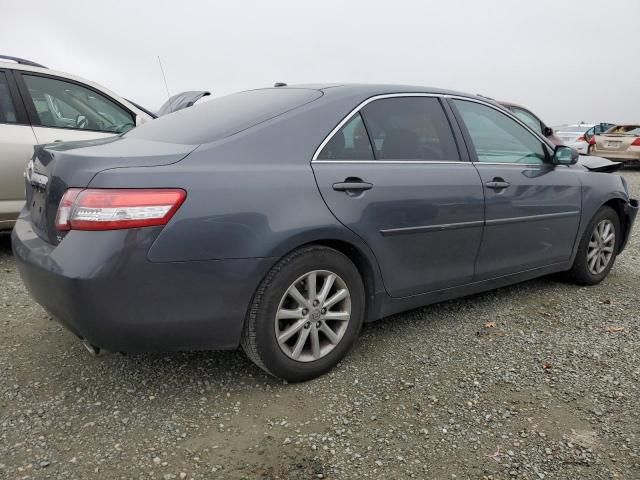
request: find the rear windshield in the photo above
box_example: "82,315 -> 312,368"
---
605,125 -> 640,134
126,88 -> 322,145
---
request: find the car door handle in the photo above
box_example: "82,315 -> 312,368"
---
332,180 -> 373,192
485,179 -> 510,189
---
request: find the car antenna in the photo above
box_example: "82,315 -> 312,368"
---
157,56 -> 171,99
274,82 -> 287,87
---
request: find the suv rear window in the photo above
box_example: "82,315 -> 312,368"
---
126,88 -> 322,145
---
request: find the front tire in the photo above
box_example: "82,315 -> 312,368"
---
567,206 -> 620,285
241,246 -> 365,382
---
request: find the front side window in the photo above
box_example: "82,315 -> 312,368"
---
0,72 -> 18,124
361,97 -> 459,160
454,100 -> 548,164
317,113 -> 374,160
22,74 -> 135,134
511,107 -> 543,134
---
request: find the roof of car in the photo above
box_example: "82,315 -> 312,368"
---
274,83 -> 494,105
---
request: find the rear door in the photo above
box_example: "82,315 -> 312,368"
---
450,98 -> 582,280
0,69 -> 37,227
14,72 -> 136,144
312,95 -> 485,298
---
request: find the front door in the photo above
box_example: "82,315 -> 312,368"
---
451,99 -> 582,280
312,96 -> 485,298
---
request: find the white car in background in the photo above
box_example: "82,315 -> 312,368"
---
554,122 -> 615,154
0,55 -> 208,230
554,123 -> 594,154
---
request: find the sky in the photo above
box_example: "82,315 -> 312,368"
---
1,0 -> 638,126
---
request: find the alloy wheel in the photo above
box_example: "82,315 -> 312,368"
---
275,270 -> 351,362
587,219 -> 615,275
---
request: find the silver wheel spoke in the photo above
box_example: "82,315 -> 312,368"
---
602,245 -> 613,253
319,322 -> 340,344
323,288 -> 348,309
291,327 -> 310,359
589,254 -> 598,271
306,271 -> 317,302
288,285 -> 310,308
310,327 -> 321,359
587,248 -> 598,260
277,308 -> 304,320
278,319 -> 306,343
322,310 -> 350,321
317,273 -> 336,304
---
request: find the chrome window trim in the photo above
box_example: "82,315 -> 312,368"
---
312,93 -> 443,162
311,92 -> 555,164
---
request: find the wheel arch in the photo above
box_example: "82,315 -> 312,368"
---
266,232 -> 387,323
602,197 -> 630,252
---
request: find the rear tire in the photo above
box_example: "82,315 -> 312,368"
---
241,246 -> 365,382
566,206 -> 620,285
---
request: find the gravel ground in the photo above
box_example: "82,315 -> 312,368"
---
1,171 -> 639,480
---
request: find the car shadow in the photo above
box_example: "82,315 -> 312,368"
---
85,275 -> 561,392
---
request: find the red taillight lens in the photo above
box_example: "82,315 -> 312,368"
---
632,137 -> 640,146
588,136 -> 596,145
55,188 -> 83,231
576,135 -> 585,142
55,188 -> 186,231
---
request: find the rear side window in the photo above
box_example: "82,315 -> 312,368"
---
511,107 -> 543,134
317,113 -> 374,160
127,88 -> 322,145
360,97 -> 460,161
0,72 -> 18,124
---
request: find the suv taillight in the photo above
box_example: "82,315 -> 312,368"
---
632,137 -> 640,147
55,188 -> 186,231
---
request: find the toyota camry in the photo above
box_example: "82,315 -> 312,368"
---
12,84 -> 638,381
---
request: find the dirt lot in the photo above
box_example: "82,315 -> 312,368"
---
1,171 -> 639,480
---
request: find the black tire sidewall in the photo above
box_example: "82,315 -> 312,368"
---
252,247 -> 365,382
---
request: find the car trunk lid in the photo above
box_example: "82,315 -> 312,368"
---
25,135 -> 197,244
596,133 -> 637,152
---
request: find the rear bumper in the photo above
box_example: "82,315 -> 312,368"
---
11,213 -> 274,352
591,149 -> 640,162
620,199 -> 639,253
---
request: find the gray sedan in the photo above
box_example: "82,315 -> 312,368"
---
12,84 -> 638,381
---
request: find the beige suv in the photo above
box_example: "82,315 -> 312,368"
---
0,56 -> 157,230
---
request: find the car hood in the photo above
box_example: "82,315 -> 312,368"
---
156,91 -> 211,116
577,155 -> 622,173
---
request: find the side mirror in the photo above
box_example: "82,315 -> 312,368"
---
553,145 -> 579,165
543,126 -> 554,137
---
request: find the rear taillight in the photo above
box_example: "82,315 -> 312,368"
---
576,135 -> 585,142
55,188 -> 186,231
632,137 -> 640,147
588,136 -> 596,145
